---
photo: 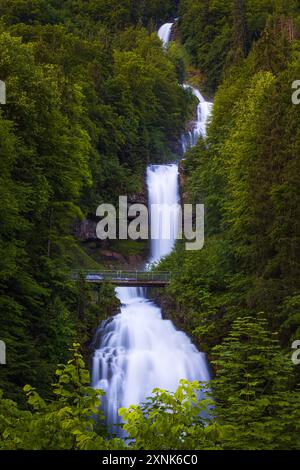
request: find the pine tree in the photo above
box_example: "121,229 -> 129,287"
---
211,316 -> 300,449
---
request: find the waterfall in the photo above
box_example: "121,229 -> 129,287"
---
147,164 -> 181,265
92,22 -> 212,436
182,85 -> 213,149
158,22 -> 174,48
157,22 -> 213,146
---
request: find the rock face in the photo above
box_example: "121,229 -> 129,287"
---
99,251 -> 144,266
178,161 -> 189,205
170,21 -> 179,42
99,250 -> 126,264
73,218 -> 98,241
128,186 -> 148,206
73,182 -> 148,242
127,254 -> 144,265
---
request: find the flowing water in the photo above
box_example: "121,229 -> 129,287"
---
147,164 -> 181,265
92,22 -> 212,435
157,22 -> 174,48
182,85 -> 213,150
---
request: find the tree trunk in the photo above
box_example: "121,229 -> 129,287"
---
233,0 -> 249,56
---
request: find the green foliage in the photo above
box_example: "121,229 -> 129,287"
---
0,0 -> 189,400
0,345 -> 124,450
178,0 -> 300,91
164,8 -> 300,354
119,380 -> 219,450
75,275 -> 120,357
118,317 -> 300,450
157,2 -> 300,450
0,337 -> 298,450
0,0 -> 178,31
210,316 -> 300,449
157,237 -> 234,353
1,0 -> 300,452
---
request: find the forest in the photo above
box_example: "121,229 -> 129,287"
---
0,0 -> 299,452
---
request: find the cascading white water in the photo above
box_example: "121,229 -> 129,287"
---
182,84 -> 213,150
157,22 -> 174,48
92,287 -> 210,434
92,22 -> 212,436
147,164 -> 181,265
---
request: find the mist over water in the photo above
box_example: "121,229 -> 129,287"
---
92,22 -> 212,435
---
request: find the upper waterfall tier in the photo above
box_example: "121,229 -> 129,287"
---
183,84 -> 213,145
158,22 -> 173,47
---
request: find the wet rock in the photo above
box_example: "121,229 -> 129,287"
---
127,254 -> 144,265
100,250 -> 127,263
128,176 -> 148,207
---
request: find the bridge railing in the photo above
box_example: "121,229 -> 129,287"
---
71,270 -> 172,283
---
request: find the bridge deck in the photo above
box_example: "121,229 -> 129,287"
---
72,270 -> 171,287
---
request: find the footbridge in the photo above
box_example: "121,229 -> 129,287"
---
72,270 -> 172,287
